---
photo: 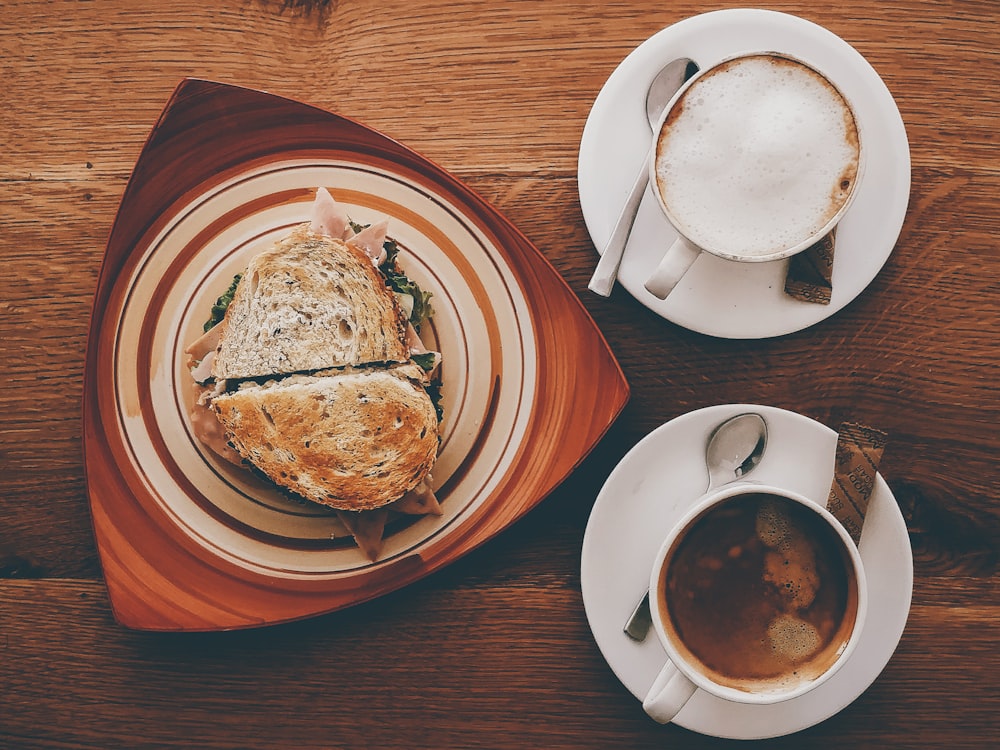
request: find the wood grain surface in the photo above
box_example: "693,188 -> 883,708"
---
1,0 -> 997,747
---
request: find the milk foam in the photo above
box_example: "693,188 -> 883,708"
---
655,55 -> 860,258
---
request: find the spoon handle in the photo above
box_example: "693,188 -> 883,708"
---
623,591 -> 653,641
588,144 -> 654,297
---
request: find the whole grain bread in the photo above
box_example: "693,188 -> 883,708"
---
211,363 -> 438,511
211,225 -> 408,380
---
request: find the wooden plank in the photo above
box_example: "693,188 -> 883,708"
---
1,2 -> 997,179
0,579 -> 997,749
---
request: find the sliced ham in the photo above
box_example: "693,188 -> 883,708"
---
310,188 -> 388,266
391,478 -> 442,516
335,509 -> 389,561
309,186 -> 351,239
190,350 -> 216,384
189,383 -> 243,465
405,322 -> 442,374
185,320 -> 224,363
347,219 -> 389,266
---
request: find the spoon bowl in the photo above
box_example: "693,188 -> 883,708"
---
706,413 -> 768,488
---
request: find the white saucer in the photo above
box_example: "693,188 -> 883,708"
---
581,404 -> 912,739
578,10 -> 911,339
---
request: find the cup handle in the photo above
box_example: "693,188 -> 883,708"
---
642,659 -> 698,724
644,236 -> 701,299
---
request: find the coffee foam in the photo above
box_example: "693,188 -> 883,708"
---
655,55 -> 860,258
757,499 -> 821,610
767,614 -> 823,663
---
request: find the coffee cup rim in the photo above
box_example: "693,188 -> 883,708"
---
646,482 -> 869,706
648,51 -> 865,264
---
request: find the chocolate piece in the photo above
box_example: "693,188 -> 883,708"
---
785,231 -> 835,305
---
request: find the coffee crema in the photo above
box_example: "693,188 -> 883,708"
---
654,54 -> 861,259
658,492 -> 859,693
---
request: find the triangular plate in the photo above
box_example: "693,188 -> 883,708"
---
83,79 -> 629,631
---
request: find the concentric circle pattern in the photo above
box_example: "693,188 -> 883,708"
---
116,162 -> 528,575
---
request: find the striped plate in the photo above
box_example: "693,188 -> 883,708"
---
83,79 -> 629,631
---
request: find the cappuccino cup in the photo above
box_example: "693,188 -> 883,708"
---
643,483 -> 867,723
644,52 -> 862,300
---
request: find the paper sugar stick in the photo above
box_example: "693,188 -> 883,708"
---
826,422 -> 888,544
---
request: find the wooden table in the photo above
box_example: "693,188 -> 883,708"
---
2,1 -> 997,747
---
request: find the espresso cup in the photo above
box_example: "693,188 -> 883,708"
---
643,52 -> 863,300
643,483 -> 867,724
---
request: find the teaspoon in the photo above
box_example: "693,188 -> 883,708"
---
622,412 -> 768,641
588,57 -> 699,297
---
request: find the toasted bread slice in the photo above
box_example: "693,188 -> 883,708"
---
211,225 -> 408,380
212,363 -> 438,511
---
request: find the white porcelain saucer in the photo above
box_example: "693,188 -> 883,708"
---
581,404 -> 912,739
578,10 -> 911,339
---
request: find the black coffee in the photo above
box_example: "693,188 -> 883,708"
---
659,492 -> 858,693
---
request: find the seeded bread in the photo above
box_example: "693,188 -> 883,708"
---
211,363 -> 438,511
211,225 -> 408,380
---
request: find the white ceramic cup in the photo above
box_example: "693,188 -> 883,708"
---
643,52 -> 863,300
642,483 -> 868,724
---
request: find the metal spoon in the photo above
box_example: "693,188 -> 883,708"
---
622,412 -> 768,641
588,57 -> 698,297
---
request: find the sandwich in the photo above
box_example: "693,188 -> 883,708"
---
212,363 -> 439,511
186,188 -> 442,559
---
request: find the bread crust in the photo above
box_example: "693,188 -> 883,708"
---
212,225 -> 408,380
212,364 -> 438,511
